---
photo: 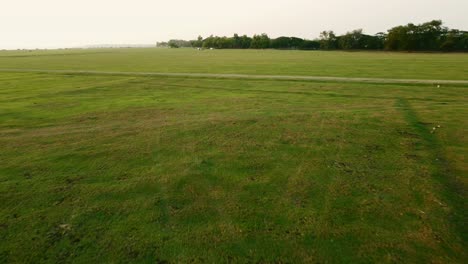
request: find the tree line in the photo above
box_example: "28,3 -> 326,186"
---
156,20 -> 467,52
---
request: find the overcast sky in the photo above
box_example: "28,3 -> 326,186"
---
1,0 -> 467,49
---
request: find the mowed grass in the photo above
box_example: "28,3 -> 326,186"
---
0,50 -> 467,262
1,48 -> 468,80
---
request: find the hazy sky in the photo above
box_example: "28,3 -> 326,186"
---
1,0 -> 467,49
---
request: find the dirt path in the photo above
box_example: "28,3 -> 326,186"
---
1,68 -> 468,85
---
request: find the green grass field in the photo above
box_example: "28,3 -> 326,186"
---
0,49 -> 467,263
1,48 -> 468,80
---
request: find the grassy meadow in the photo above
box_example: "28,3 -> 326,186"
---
0,49 -> 467,263
1,48 -> 468,80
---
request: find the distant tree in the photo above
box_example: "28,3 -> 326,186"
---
250,34 -> 270,49
270,37 -> 310,50
440,29 -> 468,51
232,34 -> 242,49
299,40 -> 320,50
338,29 -> 384,50
168,42 -> 179,48
374,32 -> 387,49
216,37 -> 234,49
168,39 -> 191,48
319,31 -> 338,50
191,36 -> 203,48
419,20 -> 445,50
240,35 -> 252,49
271,37 -> 293,49
290,37 -> 305,49
161,20 -> 466,52
156,41 -> 169,48
385,20 -> 448,51
339,29 -> 363,50
202,35 -> 215,48
385,25 -> 407,50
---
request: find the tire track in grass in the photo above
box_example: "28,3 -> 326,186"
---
396,98 -> 466,244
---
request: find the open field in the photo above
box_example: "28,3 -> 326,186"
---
1,48 -> 468,80
2,68 -> 468,85
0,49 -> 467,262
